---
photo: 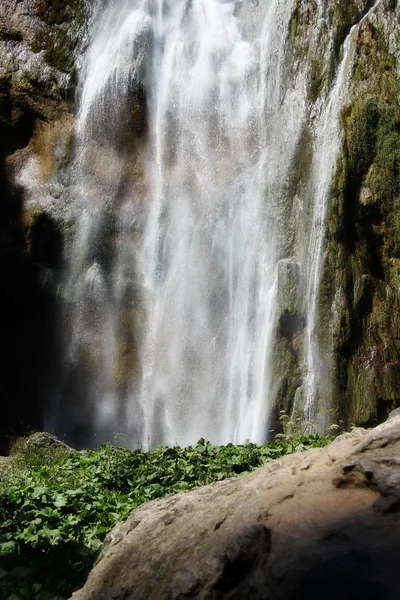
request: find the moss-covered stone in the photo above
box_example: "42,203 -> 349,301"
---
30,0 -> 86,74
31,26 -> 74,73
328,1 -> 364,60
308,57 -> 326,103
36,0 -> 85,27
272,335 -> 303,430
277,259 -> 301,316
288,0 -> 318,58
317,17 -> 400,429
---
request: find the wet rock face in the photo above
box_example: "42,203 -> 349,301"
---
0,0 -> 84,453
71,415 -> 400,600
277,0 -> 400,431
316,1 -> 400,429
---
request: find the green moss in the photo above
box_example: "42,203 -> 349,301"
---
45,31 -> 73,73
31,27 -> 74,73
318,21 -> 400,428
273,337 -> 302,417
36,0 -> 85,27
353,23 -> 398,100
308,58 -> 325,103
342,95 -> 379,183
287,124 -> 313,199
329,1 -> 360,60
31,0 -> 86,73
59,130 -> 74,169
287,0 -> 317,59
288,5 -> 300,45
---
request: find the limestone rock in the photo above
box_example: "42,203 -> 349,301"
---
71,416 -> 400,600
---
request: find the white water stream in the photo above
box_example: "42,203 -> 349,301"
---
46,0 -> 376,447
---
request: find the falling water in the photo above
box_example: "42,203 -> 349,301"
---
50,0 -> 306,448
48,0 -> 372,448
137,0 -> 295,446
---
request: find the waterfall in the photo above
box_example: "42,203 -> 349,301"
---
46,0 -> 366,448
137,0 -> 294,447
303,34 -> 356,420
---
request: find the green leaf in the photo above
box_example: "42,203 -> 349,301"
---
53,494 -> 68,508
9,566 -> 32,577
0,541 -> 18,555
31,486 -> 47,499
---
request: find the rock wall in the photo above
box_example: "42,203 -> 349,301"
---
318,0 -> 400,429
0,0 -> 87,452
273,0 -> 400,433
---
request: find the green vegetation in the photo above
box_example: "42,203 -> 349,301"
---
58,131 -> 74,170
0,433 -> 332,600
308,57 -> 325,103
31,0 -> 86,73
329,1 -> 360,60
287,0 -> 317,59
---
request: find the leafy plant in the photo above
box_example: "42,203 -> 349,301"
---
0,434 -> 332,599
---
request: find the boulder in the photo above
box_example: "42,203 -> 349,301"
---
13,431 -> 74,454
71,415 -> 400,600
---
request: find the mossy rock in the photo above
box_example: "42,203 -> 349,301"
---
329,0 -> 363,59
341,95 -> 379,184
36,0 -> 85,27
31,27 -> 74,73
315,16 -> 400,430
288,0 -> 318,58
308,57 -> 326,103
11,432 -> 73,454
353,22 -> 398,99
31,0 -> 86,74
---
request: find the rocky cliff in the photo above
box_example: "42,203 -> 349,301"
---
320,0 -> 400,428
0,0 -> 87,451
273,0 -> 400,433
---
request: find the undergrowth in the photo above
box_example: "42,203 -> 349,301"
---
0,434 -> 332,599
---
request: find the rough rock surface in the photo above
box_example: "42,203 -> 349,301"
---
71,415 -> 400,600
273,0 -> 400,432
15,431 -> 75,453
0,0 -> 85,453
